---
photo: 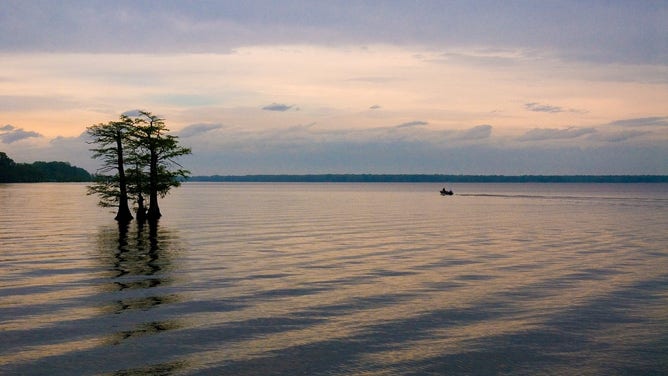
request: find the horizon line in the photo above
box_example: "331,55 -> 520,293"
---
187,174 -> 668,183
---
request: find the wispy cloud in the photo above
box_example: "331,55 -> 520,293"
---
437,48 -> 528,67
606,117 -> 668,127
262,103 -> 294,112
121,109 -> 144,117
178,123 -> 224,138
395,121 -> 428,129
590,130 -> 650,142
518,127 -> 596,141
525,102 -> 587,114
525,102 -> 564,113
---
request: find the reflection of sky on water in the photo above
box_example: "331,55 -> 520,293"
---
168,184 -> 668,375
1,183 -> 667,375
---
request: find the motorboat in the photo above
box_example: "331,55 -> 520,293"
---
440,188 -> 454,196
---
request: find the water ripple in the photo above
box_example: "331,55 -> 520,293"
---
1,183 -> 667,375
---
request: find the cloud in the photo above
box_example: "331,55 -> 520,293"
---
7,121 -> 667,176
0,126 -> 42,143
184,130 -> 668,175
525,102 -> 564,113
121,109 -> 144,117
606,117 -> 668,127
395,121 -> 428,129
454,125 -> 493,140
437,49 -> 526,67
369,105 -> 382,110
518,127 -> 596,141
178,123 -> 224,138
589,130 -> 650,143
262,103 -> 294,112
3,2 -> 666,65
524,102 -> 588,114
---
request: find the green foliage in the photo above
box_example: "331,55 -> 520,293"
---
87,174 -> 121,207
131,111 -> 192,197
0,151 -> 91,183
0,152 -> 15,169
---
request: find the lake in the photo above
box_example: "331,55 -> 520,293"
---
1,182 -> 667,375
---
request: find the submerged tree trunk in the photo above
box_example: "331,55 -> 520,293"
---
147,148 -> 161,220
115,130 -> 133,222
136,193 -> 147,222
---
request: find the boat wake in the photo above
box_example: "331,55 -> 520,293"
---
457,193 -> 668,206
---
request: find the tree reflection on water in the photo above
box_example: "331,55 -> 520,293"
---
97,220 -> 181,312
95,220 -> 187,375
98,220 -> 176,292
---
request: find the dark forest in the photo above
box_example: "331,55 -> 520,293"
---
0,152 -> 91,182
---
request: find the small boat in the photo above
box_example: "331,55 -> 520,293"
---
440,188 -> 454,196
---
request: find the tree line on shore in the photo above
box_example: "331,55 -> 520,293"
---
0,152 -> 91,182
189,174 -> 668,183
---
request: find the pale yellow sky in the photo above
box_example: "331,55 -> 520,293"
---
3,46 -> 667,141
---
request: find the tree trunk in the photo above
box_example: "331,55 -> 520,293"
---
115,130 -> 133,222
136,193 -> 147,222
147,149 -> 161,220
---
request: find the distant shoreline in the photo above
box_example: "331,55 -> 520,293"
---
188,175 -> 668,183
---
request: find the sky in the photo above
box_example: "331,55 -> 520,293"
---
1,1 -> 667,175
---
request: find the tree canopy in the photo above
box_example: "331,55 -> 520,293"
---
87,111 -> 191,222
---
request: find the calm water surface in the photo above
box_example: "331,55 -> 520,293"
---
1,182 -> 667,375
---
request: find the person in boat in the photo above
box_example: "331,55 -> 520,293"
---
440,188 -> 453,195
